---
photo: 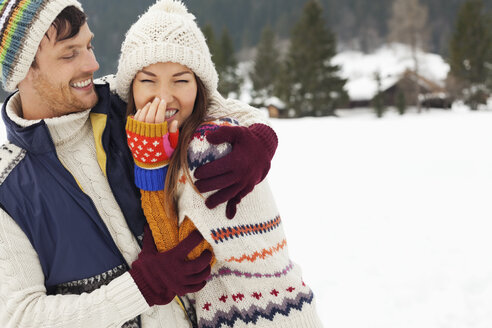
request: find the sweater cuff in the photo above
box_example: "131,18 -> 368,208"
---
135,165 -> 168,191
106,272 -> 149,322
126,117 -> 168,137
249,123 -> 278,160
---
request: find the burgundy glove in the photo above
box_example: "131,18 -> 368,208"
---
129,225 -> 212,306
194,123 -> 278,219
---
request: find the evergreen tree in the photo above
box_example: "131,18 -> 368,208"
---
397,91 -> 406,115
203,24 -> 221,69
277,0 -> 347,117
202,25 -> 241,98
448,0 -> 492,109
372,72 -> 385,118
217,28 -> 242,97
251,26 -> 281,104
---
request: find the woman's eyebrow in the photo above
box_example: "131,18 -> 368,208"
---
173,71 -> 192,77
139,70 -> 156,77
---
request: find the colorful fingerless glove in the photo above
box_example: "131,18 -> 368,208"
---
126,117 -> 179,191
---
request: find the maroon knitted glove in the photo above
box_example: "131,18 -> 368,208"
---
129,225 -> 212,306
194,123 -> 278,219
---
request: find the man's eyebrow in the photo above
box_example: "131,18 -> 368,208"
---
60,34 -> 94,50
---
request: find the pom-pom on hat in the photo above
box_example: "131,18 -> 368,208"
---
0,0 -> 83,92
116,0 -> 218,102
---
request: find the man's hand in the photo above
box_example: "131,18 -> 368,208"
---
129,225 -> 212,306
194,123 -> 278,219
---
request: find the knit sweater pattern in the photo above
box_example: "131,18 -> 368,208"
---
177,118 -> 323,328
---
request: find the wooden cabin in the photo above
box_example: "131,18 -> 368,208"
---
381,70 -> 452,108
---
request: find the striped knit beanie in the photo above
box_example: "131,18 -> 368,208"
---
0,0 -> 83,92
116,0 -> 218,102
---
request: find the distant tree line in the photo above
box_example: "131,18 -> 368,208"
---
186,0 -> 491,55
0,0 -> 490,115
205,0 -> 348,117
207,0 -> 491,117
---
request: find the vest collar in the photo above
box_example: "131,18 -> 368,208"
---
1,84 -> 111,154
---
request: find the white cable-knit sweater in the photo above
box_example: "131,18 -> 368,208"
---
0,90 -> 269,327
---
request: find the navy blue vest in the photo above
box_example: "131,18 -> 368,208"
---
0,84 -> 146,294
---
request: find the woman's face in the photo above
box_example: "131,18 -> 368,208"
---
132,62 -> 197,127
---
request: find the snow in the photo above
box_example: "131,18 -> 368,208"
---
268,107 -> 492,327
0,105 -> 491,326
333,43 -> 450,101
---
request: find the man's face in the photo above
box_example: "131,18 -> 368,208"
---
26,22 -> 99,118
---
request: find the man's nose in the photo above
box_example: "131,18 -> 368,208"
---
81,49 -> 99,73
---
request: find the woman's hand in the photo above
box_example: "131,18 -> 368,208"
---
169,120 -> 178,134
134,97 -> 166,123
133,97 -> 179,133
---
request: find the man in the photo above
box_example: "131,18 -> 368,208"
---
0,1 -> 277,327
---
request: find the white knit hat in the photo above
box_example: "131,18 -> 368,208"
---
0,0 -> 83,92
116,0 -> 219,102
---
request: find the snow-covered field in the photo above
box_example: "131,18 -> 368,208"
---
0,104 -> 491,326
268,107 -> 492,327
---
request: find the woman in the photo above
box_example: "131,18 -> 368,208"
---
116,1 -> 323,327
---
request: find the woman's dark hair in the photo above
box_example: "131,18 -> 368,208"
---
164,76 -> 208,215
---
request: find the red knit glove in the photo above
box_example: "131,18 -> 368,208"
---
194,123 -> 278,219
126,117 -> 179,169
129,225 -> 212,306
126,117 -> 179,191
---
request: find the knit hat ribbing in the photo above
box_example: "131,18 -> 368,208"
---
0,0 -> 83,92
116,0 -> 218,102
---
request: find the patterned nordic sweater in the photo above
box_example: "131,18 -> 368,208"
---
128,118 -> 322,328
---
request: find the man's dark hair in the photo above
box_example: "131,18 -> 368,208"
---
31,6 -> 87,68
50,6 -> 87,42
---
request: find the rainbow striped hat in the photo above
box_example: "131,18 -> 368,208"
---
0,0 -> 83,92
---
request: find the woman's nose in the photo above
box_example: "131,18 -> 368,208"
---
158,87 -> 173,104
